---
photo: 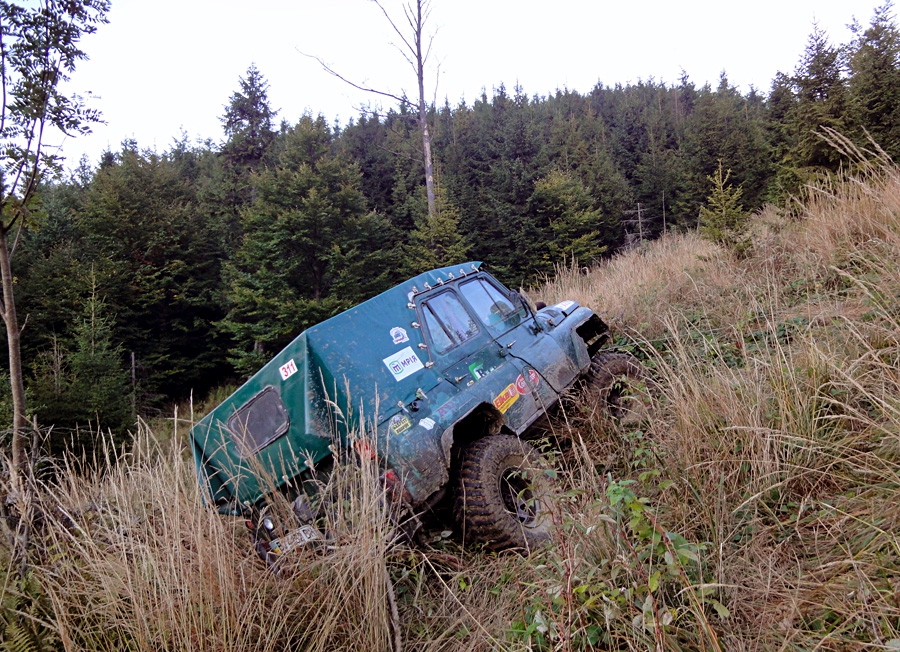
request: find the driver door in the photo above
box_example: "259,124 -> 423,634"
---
456,276 -> 576,425
418,287 -> 534,432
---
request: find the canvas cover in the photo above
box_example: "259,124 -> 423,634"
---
190,262 -> 483,507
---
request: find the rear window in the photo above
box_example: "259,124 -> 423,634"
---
227,386 -> 290,457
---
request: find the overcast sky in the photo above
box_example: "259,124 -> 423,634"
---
54,0 -> 885,167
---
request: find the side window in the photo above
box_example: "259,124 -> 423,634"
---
421,291 -> 479,354
227,386 -> 290,458
459,279 -> 526,332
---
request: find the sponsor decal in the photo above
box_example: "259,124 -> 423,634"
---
469,361 -> 485,379
554,300 -> 575,311
390,326 -> 409,344
493,383 -> 520,413
419,417 -> 436,430
389,414 -> 412,436
435,401 -> 456,420
515,368 -> 541,395
382,346 -> 425,381
279,358 -> 298,381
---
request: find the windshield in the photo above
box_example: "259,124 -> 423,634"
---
458,278 -> 526,333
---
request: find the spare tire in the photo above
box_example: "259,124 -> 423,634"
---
586,352 -> 648,422
454,435 -> 554,552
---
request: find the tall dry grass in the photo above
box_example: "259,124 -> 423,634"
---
533,233 -> 742,342
527,143 -> 900,650
15,422 -> 403,651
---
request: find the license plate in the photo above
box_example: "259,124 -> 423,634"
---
269,524 -> 320,554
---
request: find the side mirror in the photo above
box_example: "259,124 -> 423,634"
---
510,290 -> 543,332
509,290 -> 531,315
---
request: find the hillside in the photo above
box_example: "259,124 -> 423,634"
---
4,154 -> 900,650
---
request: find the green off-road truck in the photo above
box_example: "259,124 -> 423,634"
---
190,262 -> 643,555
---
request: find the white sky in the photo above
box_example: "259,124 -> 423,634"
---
55,0 -> 885,167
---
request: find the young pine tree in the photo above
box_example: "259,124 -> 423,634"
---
699,162 -> 750,255
30,284 -> 133,456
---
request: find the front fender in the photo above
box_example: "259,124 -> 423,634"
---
540,305 -> 602,374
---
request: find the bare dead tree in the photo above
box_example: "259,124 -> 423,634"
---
302,0 -> 438,220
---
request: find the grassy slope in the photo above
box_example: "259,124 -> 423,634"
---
5,153 -> 900,650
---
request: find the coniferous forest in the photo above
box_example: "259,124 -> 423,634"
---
18,3 -> 900,449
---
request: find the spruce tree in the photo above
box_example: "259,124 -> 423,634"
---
78,143 -> 229,403
788,24 -> 849,172
766,72 -> 800,200
222,115 -> 395,375
528,170 -> 610,272
221,64 -> 278,172
847,2 -> 900,157
217,64 -> 279,253
338,110 -> 396,214
406,181 -> 469,274
678,75 -> 770,219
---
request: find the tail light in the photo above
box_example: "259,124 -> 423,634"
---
381,468 -> 412,504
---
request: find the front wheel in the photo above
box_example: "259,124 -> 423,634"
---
453,435 -> 554,552
585,352 -> 649,423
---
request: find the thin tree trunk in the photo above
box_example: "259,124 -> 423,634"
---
414,0 -> 436,220
420,114 -> 436,220
0,226 -> 27,483
311,1 -> 437,219
0,224 -> 31,570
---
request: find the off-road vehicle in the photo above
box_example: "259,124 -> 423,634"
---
190,262 -> 643,554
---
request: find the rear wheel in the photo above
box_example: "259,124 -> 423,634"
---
453,435 -> 554,552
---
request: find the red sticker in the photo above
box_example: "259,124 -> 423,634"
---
516,368 -> 541,395
515,375 -> 528,394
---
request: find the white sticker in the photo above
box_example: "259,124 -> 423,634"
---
279,358 -> 298,381
382,347 -> 425,381
419,417 -> 436,430
390,327 -> 409,344
554,300 -> 575,311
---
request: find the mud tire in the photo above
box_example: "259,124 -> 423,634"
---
453,435 -> 554,552
586,352 -> 648,421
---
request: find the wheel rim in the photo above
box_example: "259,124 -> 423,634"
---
498,466 -> 537,527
